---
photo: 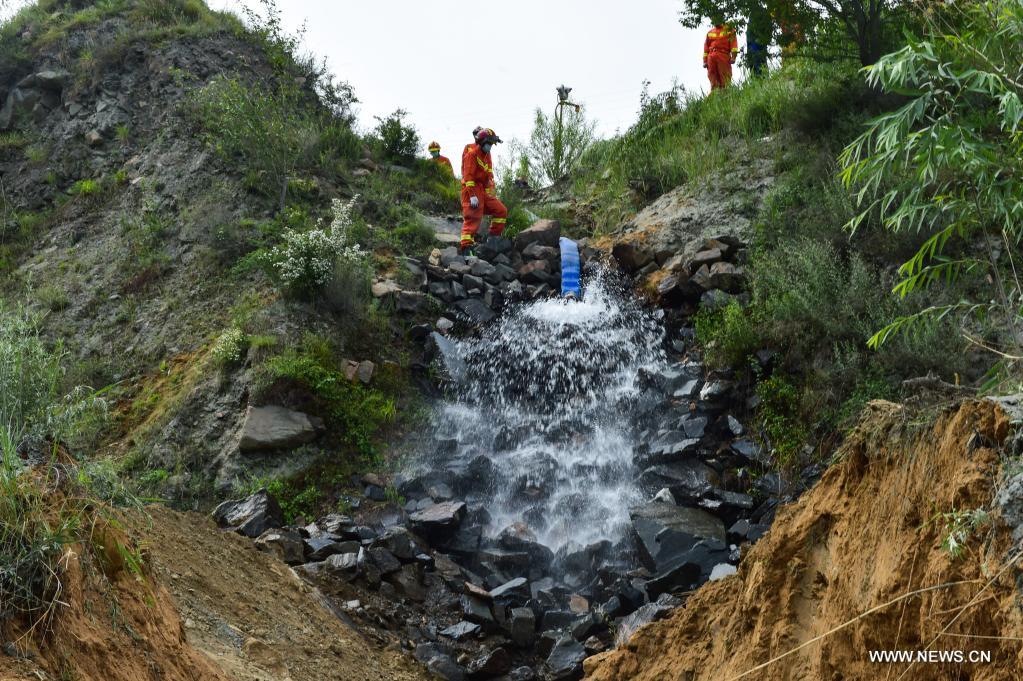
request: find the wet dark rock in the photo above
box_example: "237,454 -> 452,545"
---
304,536 -> 352,561
630,502 -> 726,570
570,612 -> 602,641
470,259 -> 497,278
479,547 -> 531,575
699,380 -> 733,402
642,431 -> 700,464
598,596 -> 625,619
450,298 -> 496,325
317,513 -> 354,535
557,541 -> 611,574
614,595 -> 681,646
543,635 -> 586,681
364,484 -> 387,501
490,577 -> 530,602
212,489 -> 284,538
428,655 -> 467,681
439,524 -> 483,557
731,439 -> 768,466
366,547 -> 402,575
645,539 -> 731,598
522,242 -> 560,263
507,666 -> 537,681
254,528 -> 304,565
410,501 -> 467,539
507,606 -> 536,647
478,236 -> 513,260
463,273 -> 485,291
391,563 -> 428,601
372,527 -> 420,561
440,247 -> 463,267
467,647 -> 511,679
681,415 -> 708,439
709,261 -> 746,292
637,461 -> 717,501
519,260 -> 552,285
431,281 -> 454,303
441,620 -> 482,641
672,379 -> 702,399
498,524 -> 554,569
728,518 -> 751,542
541,610 -> 576,632
462,593 -> 496,626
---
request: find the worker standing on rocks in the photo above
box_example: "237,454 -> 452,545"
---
703,18 -> 738,90
460,127 -> 508,256
428,141 -> 453,174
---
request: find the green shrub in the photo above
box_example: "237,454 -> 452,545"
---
372,109 -> 420,165
69,178 -> 101,197
755,373 -> 808,468
694,300 -> 759,367
190,76 -> 320,205
211,327 -> 247,368
261,196 -> 368,301
258,336 -> 396,457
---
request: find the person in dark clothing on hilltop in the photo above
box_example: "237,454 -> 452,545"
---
745,4 -> 771,76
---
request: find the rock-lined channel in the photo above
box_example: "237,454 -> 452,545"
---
215,221 -> 803,680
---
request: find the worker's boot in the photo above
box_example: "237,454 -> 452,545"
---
459,239 -> 476,258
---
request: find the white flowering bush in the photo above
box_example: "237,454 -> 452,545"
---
211,327 -> 246,367
264,196 -> 366,299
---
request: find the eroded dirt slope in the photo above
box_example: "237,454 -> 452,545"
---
139,505 -> 426,681
585,399 -> 1023,680
0,506 -> 425,681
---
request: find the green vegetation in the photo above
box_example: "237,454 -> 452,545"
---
0,304 -> 114,632
520,100 -> 597,186
841,0 -> 1023,388
572,60 -> 865,233
256,334 -> 397,458
371,109 -> 420,165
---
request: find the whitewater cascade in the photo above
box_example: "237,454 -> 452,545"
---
419,269 -> 673,554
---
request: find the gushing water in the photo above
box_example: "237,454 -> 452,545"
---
418,269 -> 673,553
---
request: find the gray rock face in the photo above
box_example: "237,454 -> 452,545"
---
629,501 -> 727,570
543,635 -> 586,681
450,298 -> 496,325
614,595 -> 681,646
514,219 -> 560,251
410,501 -> 467,537
441,620 -> 482,641
212,489 -> 284,538
239,405 -> 321,452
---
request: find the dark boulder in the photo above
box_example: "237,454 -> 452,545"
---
514,219 -> 560,251
629,502 -> 726,570
212,489 -> 284,538
543,635 -> 587,681
410,501 -> 467,540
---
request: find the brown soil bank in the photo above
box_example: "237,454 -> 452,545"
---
2,506 -> 425,681
586,399 -> 1023,681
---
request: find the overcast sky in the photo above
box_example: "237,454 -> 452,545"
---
208,0 -> 745,171
4,1 -> 749,171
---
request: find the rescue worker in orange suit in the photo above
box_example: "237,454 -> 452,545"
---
428,141 -> 453,175
460,127 -> 508,256
703,19 -> 738,90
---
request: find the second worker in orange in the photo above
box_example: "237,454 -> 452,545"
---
460,127 -> 508,256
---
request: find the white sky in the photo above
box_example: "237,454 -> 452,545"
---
4,0 -> 750,171
209,0 -> 744,170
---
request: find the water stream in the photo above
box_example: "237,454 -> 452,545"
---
420,269 -> 673,553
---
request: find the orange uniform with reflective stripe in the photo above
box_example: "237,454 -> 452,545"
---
704,24 -> 738,90
460,143 -> 507,245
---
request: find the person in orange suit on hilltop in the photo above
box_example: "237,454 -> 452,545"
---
459,127 -> 507,256
428,141 -> 453,174
703,17 -> 738,90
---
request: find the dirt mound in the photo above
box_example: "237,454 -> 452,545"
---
1,523 -> 229,681
138,505 -> 425,681
585,400 -> 1023,680
1,505 -> 425,681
